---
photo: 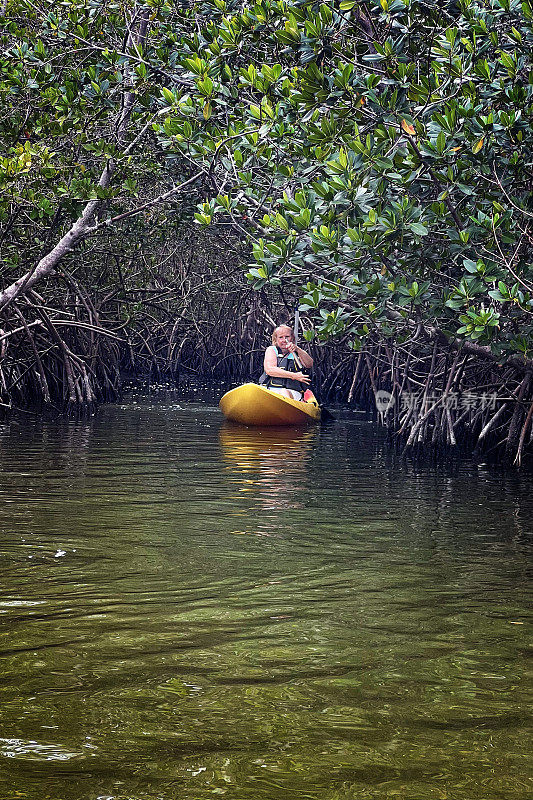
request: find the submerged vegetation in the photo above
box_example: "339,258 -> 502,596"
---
0,0 -> 532,462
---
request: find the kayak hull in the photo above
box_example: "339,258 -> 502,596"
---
219,383 -> 321,426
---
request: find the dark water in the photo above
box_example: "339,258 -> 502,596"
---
0,389 -> 531,800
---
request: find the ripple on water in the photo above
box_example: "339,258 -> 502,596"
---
0,394 -> 531,800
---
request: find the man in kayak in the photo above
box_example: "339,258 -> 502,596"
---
259,325 -> 313,400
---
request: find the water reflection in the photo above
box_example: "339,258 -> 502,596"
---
219,424 -> 317,513
0,393 -> 531,800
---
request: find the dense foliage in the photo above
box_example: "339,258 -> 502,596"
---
1,0 -> 532,459
179,0 -> 532,364
2,1 -> 531,350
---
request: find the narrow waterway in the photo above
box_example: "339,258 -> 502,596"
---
0,388 -> 531,800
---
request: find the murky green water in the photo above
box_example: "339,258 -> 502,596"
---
0,389 -> 531,800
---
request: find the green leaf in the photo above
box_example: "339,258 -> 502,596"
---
410,223 -> 428,236
162,87 -> 174,104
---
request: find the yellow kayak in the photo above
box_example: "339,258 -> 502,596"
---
219,383 -> 321,426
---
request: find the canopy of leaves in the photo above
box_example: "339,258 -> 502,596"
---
1,0 -> 532,364
183,0 -> 532,362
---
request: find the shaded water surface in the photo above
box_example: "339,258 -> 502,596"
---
0,390 -> 531,800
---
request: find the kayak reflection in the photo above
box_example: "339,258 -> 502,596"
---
219,423 -> 317,513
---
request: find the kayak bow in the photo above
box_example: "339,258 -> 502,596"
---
219,383 -> 321,426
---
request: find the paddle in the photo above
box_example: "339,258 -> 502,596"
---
292,305 -> 313,397
293,306 -> 335,421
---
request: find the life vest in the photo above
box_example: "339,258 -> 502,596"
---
259,346 -> 305,392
